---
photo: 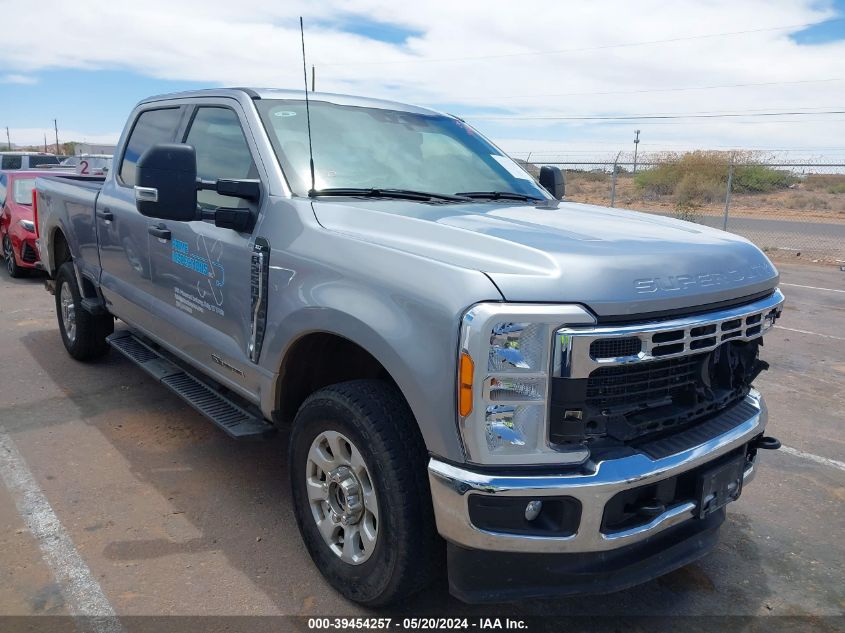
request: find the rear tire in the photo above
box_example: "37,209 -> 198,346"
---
55,262 -> 113,361
3,235 -> 28,278
289,379 -> 441,606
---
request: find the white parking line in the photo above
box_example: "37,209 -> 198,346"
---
780,445 -> 845,473
781,282 -> 845,294
0,429 -> 124,632
774,325 -> 845,341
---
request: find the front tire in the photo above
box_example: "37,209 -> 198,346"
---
55,262 -> 113,361
3,235 -> 28,278
289,379 -> 441,606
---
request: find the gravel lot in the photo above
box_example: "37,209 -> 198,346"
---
0,263 -> 842,631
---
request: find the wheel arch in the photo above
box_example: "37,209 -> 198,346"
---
265,303 -> 466,464
49,225 -> 72,275
275,330 -> 399,425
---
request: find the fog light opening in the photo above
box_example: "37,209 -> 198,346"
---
524,500 -> 543,521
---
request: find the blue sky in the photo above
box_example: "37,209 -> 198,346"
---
0,69 -> 207,141
1,1 -> 844,160
790,1 -> 845,43
317,16 -> 422,45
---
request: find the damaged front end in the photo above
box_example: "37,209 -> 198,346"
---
549,291 -> 783,447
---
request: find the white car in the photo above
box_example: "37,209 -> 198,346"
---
0,152 -> 62,170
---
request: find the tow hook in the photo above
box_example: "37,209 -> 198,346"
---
753,436 -> 781,450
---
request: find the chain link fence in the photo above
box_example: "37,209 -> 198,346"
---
513,154 -> 845,266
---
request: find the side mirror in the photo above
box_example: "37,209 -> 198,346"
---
135,143 -> 198,221
539,165 -> 565,200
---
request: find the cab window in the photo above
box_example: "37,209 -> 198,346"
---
119,107 -> 182,186
184,107 -> 256,209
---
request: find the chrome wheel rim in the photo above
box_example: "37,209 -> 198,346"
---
306,430 -> 379,565
59,282 -> 77,344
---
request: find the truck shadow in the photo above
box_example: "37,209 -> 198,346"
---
18,327 -> 773,618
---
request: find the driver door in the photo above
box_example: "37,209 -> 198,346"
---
146,102 -> 263,397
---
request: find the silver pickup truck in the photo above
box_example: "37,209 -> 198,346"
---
34,88 -> 784,606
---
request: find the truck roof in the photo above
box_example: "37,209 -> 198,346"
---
140,88 -> 440,117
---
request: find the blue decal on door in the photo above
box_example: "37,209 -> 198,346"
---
170,236 -> 226,310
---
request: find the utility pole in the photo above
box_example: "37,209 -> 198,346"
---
5,126 -> 10,150
54,119 -> 59,155
632,129 -> 641,174
311,65 -> 316,92
44,133 -> 48,153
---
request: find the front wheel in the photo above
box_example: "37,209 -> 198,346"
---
3,235 -> 28,278
54,262 -> 113,361
289,379 -> 441,606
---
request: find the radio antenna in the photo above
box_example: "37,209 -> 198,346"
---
299,17 -> 316,197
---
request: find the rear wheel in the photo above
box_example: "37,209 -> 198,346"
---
289,379 -> 441,606
55,262 -> 113,361
3,235 -> 28,278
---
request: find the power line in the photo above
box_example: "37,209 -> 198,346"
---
514,145 -> 845,151
468,110 -> 845,121
493,118 -> 845,126
458,77 -> 845,101
319,18 -> 845,66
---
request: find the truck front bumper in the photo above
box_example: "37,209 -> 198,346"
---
428,390 -> 768,602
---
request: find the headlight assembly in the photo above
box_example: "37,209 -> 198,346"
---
457,303 -> 595,466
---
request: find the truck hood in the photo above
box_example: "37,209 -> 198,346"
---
312,199 -> 778,317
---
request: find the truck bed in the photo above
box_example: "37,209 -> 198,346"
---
35,174 -> 108,280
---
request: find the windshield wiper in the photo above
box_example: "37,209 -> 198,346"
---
310,188 -> 470,202
455,191 -> 544,202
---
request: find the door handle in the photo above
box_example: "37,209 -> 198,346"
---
96,209 -> 114,221
148,224 -> 171,240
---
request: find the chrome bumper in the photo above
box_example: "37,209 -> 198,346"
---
428,391 -> 765,554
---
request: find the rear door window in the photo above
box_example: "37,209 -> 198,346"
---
119,107 -> 182,186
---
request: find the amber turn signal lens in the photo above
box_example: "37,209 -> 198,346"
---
459,352 -> 474,417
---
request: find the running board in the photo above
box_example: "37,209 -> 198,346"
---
107,331 -> 275,440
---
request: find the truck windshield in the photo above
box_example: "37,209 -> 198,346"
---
257,99 -> 548,200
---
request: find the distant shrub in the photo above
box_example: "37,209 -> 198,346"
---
733,165 -> 795,193
566,169 -> 610,183
827,183 -> 845,194
634,165 -> 678,195
634,151 -> 794,202
675,172 -> 724,205
635,151 -> 729,198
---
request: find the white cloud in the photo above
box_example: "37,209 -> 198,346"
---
1,0 -> 844,157
1,73 -> 37,84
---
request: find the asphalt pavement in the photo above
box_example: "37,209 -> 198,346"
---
0,263 -> 842,631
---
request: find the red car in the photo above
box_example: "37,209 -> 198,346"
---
0,170 -> 45,277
